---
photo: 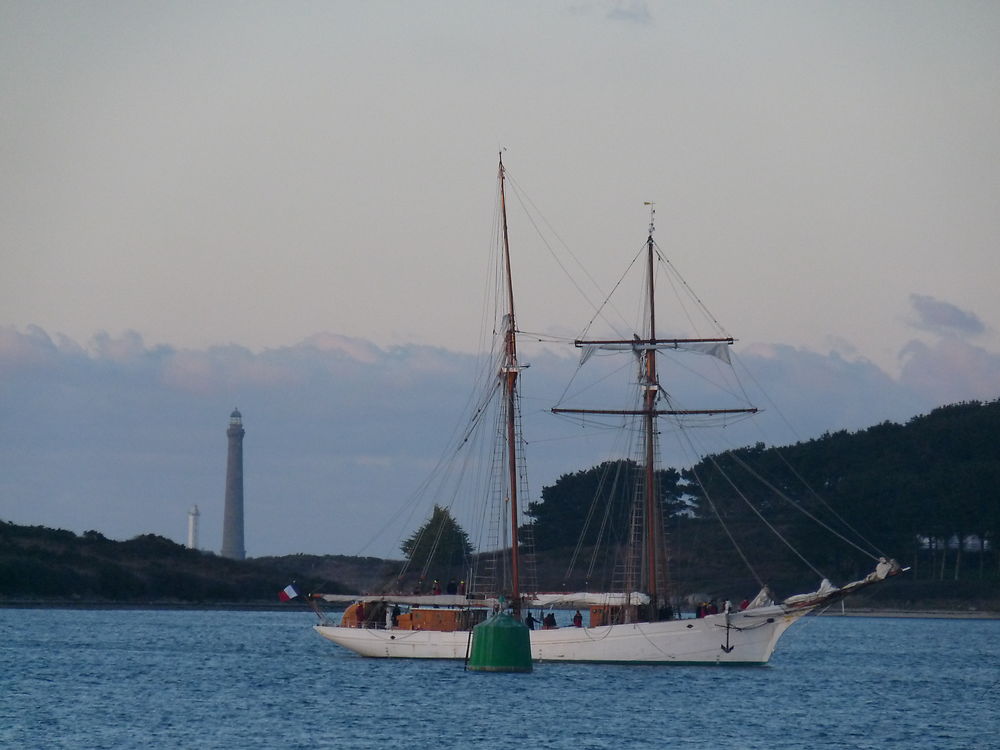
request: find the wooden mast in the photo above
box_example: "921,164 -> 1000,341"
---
642,214 -> 659,616
498,153 -> 521,618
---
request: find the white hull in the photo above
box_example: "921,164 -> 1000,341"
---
313,606 -> 807,665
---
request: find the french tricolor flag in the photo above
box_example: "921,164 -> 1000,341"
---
279,584 -> 299,602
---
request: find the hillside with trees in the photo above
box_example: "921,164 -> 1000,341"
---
522,399 -> 1000,610
0,522 -> 390,605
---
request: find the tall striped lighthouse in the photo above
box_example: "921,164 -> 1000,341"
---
221,408 -> 246,560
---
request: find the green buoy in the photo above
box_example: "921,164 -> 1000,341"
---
466,613 -> 532,673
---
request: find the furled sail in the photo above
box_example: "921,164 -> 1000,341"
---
579,339 -> 732,366
526,592 -> 651,609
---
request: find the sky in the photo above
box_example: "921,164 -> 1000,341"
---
2,1 -> 999,558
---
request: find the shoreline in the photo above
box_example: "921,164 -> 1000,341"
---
0,600 -> 305,612
2,600 -> 998,619
816,607 -> 999,620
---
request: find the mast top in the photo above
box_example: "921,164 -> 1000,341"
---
644,201 -> 655,238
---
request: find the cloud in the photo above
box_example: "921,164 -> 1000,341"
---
899,337 -> 1000,406
606,1 -> 653,25
89,330 -> 153,364
908,294 -> 986,336
298,332 -> 384,364
0,325 -> 58,371
161,345 -> 302,394
736,343 -> 926,440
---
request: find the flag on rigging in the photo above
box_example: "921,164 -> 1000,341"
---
278,584 -> 299,602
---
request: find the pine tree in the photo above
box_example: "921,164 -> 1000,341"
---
401,505 -> 473,569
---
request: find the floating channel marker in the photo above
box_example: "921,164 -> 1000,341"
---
467,613 -> 532,673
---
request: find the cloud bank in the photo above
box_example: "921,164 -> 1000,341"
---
1,324 -> 997,557
909,294 -> 986,336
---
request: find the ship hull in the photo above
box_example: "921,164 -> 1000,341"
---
313,606 -> 806,665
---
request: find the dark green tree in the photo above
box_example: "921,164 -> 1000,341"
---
525,460 -> 684,551
401,505 -> 473,569
679,399 -> 1000,583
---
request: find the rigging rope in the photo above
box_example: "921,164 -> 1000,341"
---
504,169 -> 634,336
651,240 -> 731,339
703,450 -> 828,581
730,352 -> 887,559
723,451 -> 882,563
576,242 -> 646,343
687,461 -> 766,589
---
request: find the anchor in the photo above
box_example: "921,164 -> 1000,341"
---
720,611 -> 735,653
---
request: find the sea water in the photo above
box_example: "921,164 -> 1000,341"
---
1,608 -> 997,749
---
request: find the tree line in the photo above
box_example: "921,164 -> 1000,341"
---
523,399 -> 1000,591
0,523 -> 365,602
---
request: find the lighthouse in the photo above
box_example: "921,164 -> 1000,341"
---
187,505 -> 200,550
221,408 -> 246,560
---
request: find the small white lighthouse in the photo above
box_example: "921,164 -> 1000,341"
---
187,505 -> 200,550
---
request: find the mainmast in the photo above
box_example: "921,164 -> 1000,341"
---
552,203 -> 756,621
642,206 -> 659,615
499,153 -> 522,618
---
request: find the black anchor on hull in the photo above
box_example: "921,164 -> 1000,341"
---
720,611 -> 735,653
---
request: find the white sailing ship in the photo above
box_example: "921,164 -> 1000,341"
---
312,156 -> 902,664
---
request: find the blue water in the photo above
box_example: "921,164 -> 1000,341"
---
1,609 -> 997,749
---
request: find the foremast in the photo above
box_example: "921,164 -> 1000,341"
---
498,154 -> 522,619
552,204 -> 756,621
